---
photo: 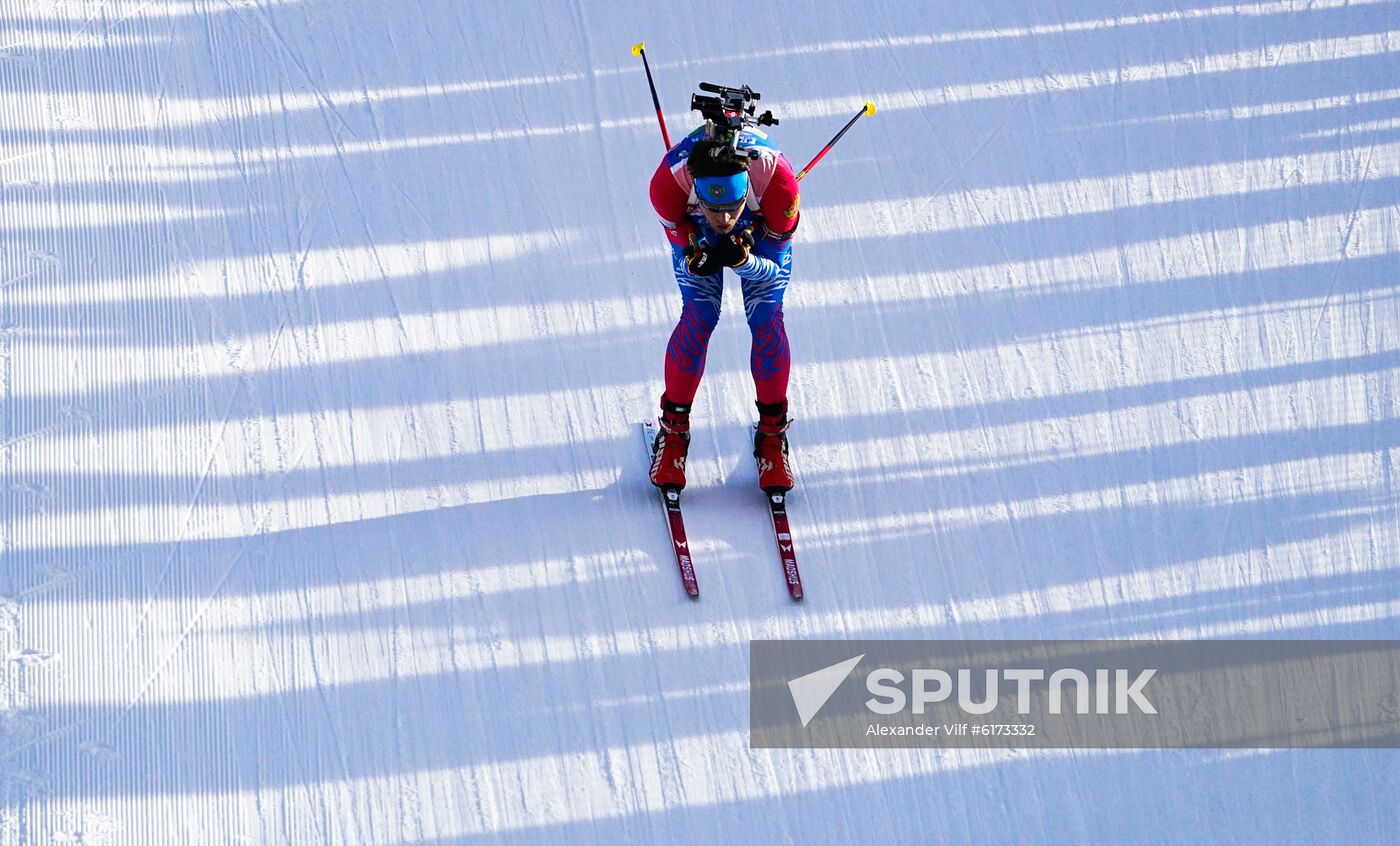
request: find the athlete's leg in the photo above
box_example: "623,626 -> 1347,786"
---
739,237 -> 792,405
663,242 -> 724,404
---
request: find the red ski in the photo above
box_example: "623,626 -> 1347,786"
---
643,420 -> 700,598
754,425 -> 804,601
762,489 -> 804,601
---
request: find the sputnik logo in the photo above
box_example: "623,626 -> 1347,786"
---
787,654 -> 865,727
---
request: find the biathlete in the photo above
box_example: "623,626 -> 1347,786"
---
646,122 -> 801,494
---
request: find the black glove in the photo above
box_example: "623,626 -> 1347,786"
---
710,228 -> 754,268
684,239 -> 724,276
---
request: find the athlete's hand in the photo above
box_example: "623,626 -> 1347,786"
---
712,228 -> 754,268
684,238 -> 724,276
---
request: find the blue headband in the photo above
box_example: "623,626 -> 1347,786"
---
694,172 -> 749,209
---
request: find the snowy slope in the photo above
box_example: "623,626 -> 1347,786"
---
2,0 -> 1398,842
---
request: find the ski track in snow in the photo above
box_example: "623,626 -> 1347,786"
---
1,0 -> 1398,842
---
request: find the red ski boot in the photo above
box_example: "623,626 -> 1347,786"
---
754,399 -> 794,492
649,397 -> 691,490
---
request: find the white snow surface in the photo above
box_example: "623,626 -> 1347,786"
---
2,0 -> 1398,842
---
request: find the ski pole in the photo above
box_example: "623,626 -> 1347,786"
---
631,42 -> 672,149
796,101 -> 876,182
